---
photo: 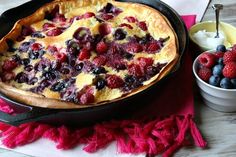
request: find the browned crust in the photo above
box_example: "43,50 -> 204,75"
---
0,0 -> 179,109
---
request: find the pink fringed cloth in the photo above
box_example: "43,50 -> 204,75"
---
0,15 -> 207,157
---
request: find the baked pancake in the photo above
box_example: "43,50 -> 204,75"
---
0,0 -> 179,108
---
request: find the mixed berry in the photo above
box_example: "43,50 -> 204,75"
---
0,3 -> 170,105
197,44 -> 236,89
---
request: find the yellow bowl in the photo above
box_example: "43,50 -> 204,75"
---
189,21 -> 236,51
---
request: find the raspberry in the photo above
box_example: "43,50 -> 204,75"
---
100,14 -> 114,21
1,72 -> 15,82
197,67 -> 212,82
106,75 -> 124,89
99,23 -> 111,36
78,48 -> 90,60
93,55 -> 107,66
2,60 -> 18,71
46,28 -> 63,36
214,51 -> 224,59
128,64 -> 143,77
232,44 -> 236,52
138,57 -> 154,70
124,16 -> 137,23
198,52 -> 216,68
80,93 -> 95,104
47,45 -> 58,54
42,23 -> 55,31
96,41 -> 108,54
31,43 -> 42,51
53,13 -> 66,22
119,23 -> 133,29
138,21 -> 148,31
146,42 -> 160,53
126,43 -> 143,53
83,12 -> 95,19
223,62 -> 236,78
55,53 -> 67,62
223,51 -> 236,64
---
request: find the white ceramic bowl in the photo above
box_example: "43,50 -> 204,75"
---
193,50 -> 236,112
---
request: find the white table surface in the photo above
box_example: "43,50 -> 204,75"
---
1,0 -> 236,157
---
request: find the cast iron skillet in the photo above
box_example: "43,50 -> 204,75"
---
0,0 -> 188,126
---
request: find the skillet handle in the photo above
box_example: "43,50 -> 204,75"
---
0,108 -> 54,126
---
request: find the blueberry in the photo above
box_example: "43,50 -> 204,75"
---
212,64 -> 224,76
66,40 -> 80,54
93,67 -> 106,74
124,75 -> 135,83
19,42 -> 31,52
75,63 -> 84,71
231,79 -> 236,88
31,31 -> 45,38
24,65 -> 33,72
28,77 -> 38,85
43,71 -> 57,80
146,66 -> 159,77
216,45 -> 226,52
29,51 -> 39,59
217,58 -> 224,65
21,58 -> 30,66
15,72 -> 28,83
209,75 -> 221,87
123,52 -> 133,60
95,79 -> 107,90
51,81 -> 66,91
12,54 -> 21,63
220,78 -> 233,89
114,28 -> 127,40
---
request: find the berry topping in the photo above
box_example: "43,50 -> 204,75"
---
138,21 -> 148,31
114,28 -> 127,40
99,23 -> 112,36
31,31 -> 45,38
55,53 -> 67,62
146,42 -> 161,53
42,23 -> 55,31
119,23 -> 133,29
138,57 -> 154,69
75,62 -> 84,72
98,14 -> 114,21
217,58 -> 224,65
95,79 -> 107,90
46,28 -> 63,36
51,81 -> 66,91
43,71 -> 57,80
21,58 -> 30,66
78,48 -> 90,60
125,16 -> 137,23
223,51 -> 236,64
197,67 -> 212,82
222,62 -> 236,78
24,65 -> 33,72
126,43 -> 143,53
28,77 -> 38,85
1,71 -> 15,82
31,43 -> 42,51
73,27 -> 92,42
212,64 -> 223,76
93,55 -> 107,66
220,78 -> 233,89
2,60 -> 18,71
216,44 -> 227,52
15,72 -> 29,83
198,52 -> 216,68
106,75 -> 124,89
209,75 -> 221,87
19,42 -> 31,52
92,67 -> 106,74
66,40 -> 80,54
83,12 -> 95,18
96,41 -> 108,54
128,64 -> 143,77
80,93 -> 95,104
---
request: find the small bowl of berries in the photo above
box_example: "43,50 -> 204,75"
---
193,44 -> 236,112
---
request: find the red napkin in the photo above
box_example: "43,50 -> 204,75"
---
0,15 -> 206,157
